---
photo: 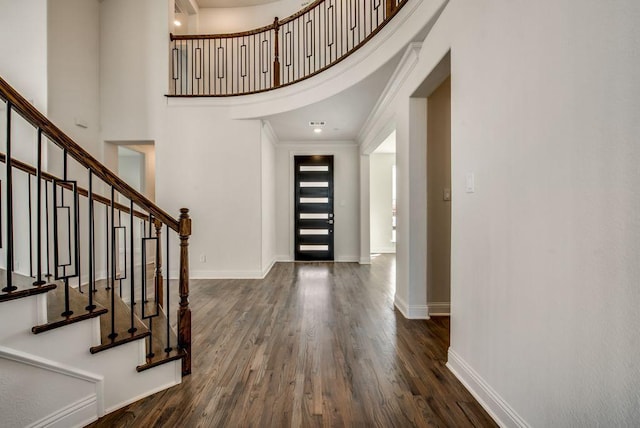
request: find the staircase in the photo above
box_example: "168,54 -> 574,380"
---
0,76 -> 192,427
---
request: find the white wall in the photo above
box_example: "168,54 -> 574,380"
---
118,147 -> 145,194
261,123 -> 277,274
362,0 -> 640,425
0,0 -> 48,114
162,107 -> 264,278
100,0 -> 169,143
47,0 -> 101,160
196,0 -> 305,34
275,142 -> 359,262
370,153 -> 395,253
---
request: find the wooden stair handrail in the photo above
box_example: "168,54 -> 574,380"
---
0,76 -> 179,232
0,153 -> 150,221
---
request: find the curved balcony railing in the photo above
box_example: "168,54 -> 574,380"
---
169,0 -> 407,96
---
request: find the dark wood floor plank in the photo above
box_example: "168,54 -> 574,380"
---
87,255 -> 497,427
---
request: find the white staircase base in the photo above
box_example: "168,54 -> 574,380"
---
0,294 -> 181,427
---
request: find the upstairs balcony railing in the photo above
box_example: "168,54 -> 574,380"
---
169,0 -> 407,96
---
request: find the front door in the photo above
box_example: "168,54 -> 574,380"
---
294,155 -> 334,261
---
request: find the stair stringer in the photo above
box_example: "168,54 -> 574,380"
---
0,294 -> 182,426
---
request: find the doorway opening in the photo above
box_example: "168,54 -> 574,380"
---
410,51 -> 451,339
426,76 -> 451,317
104,141 -> 156,202
370,131 -> 397,255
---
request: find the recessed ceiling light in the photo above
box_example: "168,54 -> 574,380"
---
314,128 -> 323,134
174,20 -> 182,26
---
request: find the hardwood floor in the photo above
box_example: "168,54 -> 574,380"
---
87,255 -> 496,427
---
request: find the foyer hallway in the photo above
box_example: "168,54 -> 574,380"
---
88,255 -> 496,427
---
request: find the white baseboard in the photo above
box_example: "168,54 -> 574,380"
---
394,294 -> 429,319
370,247 -> 396,254
335,256 -> 359,262
261,258 -> 277,278
428,302 -> 450,316
189,270 -> 266,279
446,349 -> 529,428
359,256 -> 371,264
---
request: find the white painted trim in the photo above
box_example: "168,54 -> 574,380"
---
0,346 -> 105,418
276,254 -> 293,262
261,120 -> 280,145
358,42 -> 423,152
446,349 -> 529,428
335,256 -> 359,262
260,258 -> 277,278
359,256 -> 371,265
428,302 -> 450,316
105,362 -> 182,414
189,270 -> 268,279
28,395 -> 97,428
394,294 -> 430,319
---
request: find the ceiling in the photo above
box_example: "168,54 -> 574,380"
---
265,54 -> 400,143
196,0 -> 280,7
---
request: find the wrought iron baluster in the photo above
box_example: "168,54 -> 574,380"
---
33,129 -> 45,286
147,318 -> 155,359
2,102 -> 16,292
28,172 -> 33,278
128,199 -> 137,334
45,181 -> 51,279
165,224 -> 172,353
86,170 -> 96,311
105,203 -> 110,291
108,186 -> 117,340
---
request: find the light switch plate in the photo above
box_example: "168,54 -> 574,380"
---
465,173 -> 475,193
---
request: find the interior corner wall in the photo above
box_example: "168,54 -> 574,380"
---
388,0 -> 640,426
275,143 -> 360,262
261,125 -> 277,275
370,153 -> 396,253
161,107 -> 263,278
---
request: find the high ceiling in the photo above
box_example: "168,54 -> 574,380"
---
196,0 -> 280,7
265,55 -> 399,143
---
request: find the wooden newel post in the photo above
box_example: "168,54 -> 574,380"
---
385,0 -> 396,17
273,17 -> 281,88
154,219 -> 164,307
178,208 -> 192,375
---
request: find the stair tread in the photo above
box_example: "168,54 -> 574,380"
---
0,271 -> 57,303
33,283 -> 108,333
0,269 -> 56,302
90,281 -> 150,352
135,301 -> 183,370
